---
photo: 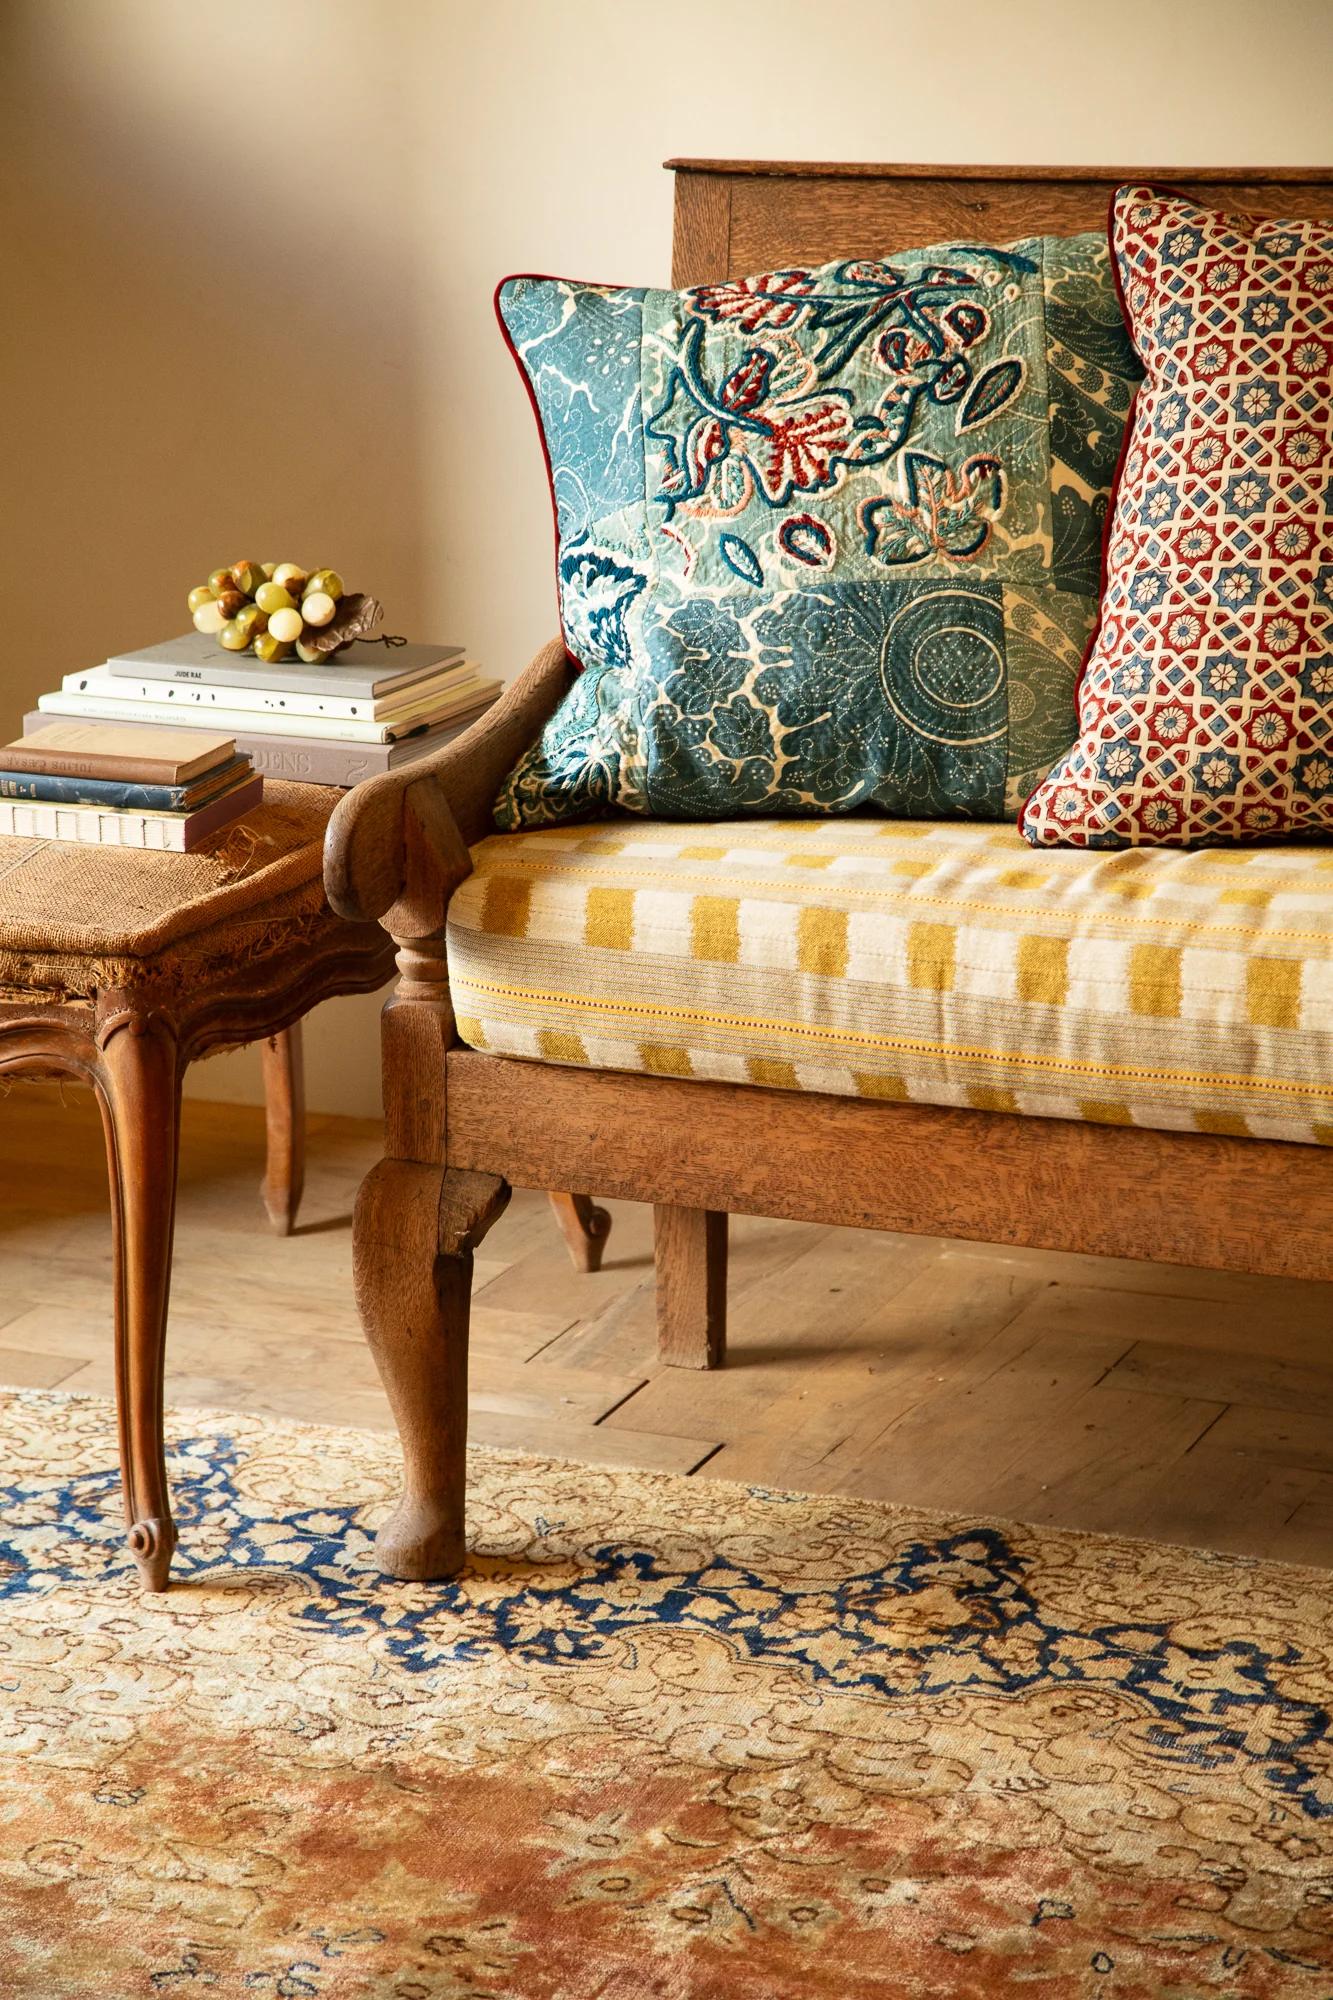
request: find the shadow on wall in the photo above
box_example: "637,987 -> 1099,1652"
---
1,3 -> 433,1117
2,3 -> 431,697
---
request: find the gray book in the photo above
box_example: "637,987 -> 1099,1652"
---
106,631 -> 464,699
23,696 -> 497,789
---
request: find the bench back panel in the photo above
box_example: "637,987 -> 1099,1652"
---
666,159 -> 1333,285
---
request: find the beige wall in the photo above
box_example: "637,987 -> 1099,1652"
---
4,0 -> 1330,1115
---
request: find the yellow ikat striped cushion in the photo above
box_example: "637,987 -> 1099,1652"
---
446,818 -> 1333,1146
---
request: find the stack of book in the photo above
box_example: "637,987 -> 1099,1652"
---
27,634 -> 500,788
0,724 -> 261,851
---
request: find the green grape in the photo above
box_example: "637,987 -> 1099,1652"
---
260,561 -> 277,578
252,631 -> 294,663
193,600 -> 226,635
230,560 -> 265,597
273,562 -> 308,594
301,590 -> 336,627
305,568 -> 344,602
267,606 -> 303,644
254,580 -> 295,616
235,603 -> 266,641
217,619 -> 250,652
207,567 -> 233,596
295,639 -> 324,662
187,584 -> 215,615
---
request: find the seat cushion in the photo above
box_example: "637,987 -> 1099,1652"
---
448,816 -> 1333,1146
0,781 -> 340,999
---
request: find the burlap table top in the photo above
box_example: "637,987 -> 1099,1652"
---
0,781 -> 343,998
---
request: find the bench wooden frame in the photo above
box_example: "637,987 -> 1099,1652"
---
325,159 -> 1333,1580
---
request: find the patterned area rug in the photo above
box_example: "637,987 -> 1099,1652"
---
2,1388 -> 1332,1998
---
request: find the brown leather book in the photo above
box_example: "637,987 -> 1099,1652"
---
1,721 -> 236,783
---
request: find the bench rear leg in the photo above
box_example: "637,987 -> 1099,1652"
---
654,1205 -> 727,1369
549,1191 -> 613,1273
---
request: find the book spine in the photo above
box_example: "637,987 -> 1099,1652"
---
20,699 -> 497,787
236,733 -> 399,784
24,716 -> 429,786
37,693 -> 411,742
0,748 -> 194,782
230,703 -> 492,782
104,652 -> 464,698
0,771 -> 192,809
67,671 -> 395,721
0,797 -> 188,850
0,775 -> 262,851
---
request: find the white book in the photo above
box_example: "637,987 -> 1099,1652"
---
0,774 -> 264,851
63,662 -> 481,723
108,631 -> 464,698
37,677 -> 501,744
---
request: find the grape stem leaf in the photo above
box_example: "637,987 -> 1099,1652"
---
303,592 -> 384,658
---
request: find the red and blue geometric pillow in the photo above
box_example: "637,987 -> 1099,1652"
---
1022,184 -> 1333,846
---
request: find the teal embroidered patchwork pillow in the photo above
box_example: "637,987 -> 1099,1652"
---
495,234 -> 1141,827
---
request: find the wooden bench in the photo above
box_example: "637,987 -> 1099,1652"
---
325,159 -> 1333,1581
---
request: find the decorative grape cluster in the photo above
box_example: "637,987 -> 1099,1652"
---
187,561 -> 348,664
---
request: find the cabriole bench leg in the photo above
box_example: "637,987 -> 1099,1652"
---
654,1205 -> 728,1369
96,1013 -> 183,1592
354,1161 -> 509,1580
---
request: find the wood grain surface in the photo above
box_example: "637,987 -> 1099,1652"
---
445,1052 -> 1333,1284
669,159 -> 1333,285
5,1086 -> 1332,1568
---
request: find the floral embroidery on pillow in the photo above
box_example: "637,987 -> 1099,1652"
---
497,235 -> 1141,827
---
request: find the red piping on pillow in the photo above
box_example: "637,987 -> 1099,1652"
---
1017,182 -> 1149,837
494,274 -> 579,672
494,272 -> 642,678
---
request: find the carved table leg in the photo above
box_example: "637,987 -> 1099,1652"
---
355,1162 -> 509,1580
548,1191 -> 612,1274
95,1015 -> 183,1591
654,1205 -> 728,1370
260,1021 -> 306,1235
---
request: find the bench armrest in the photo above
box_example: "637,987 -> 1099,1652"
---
322,635 -> 572,927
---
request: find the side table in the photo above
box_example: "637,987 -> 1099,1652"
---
0,782 -> 394,1590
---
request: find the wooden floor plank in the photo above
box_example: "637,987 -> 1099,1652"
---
996,1275 -> 1333,1370
805,1320 -> 1137,1509
0,1344 -> 86,1390
1279,1483 -> 1333,1567
1104,1339 -> 1333,1418
603,1227 -> 939,1441
968,1384 -> 1225,1531
1,1082 -> 1331,1564
641,1249 -> 1043,1475
1202,1404 -> 1333,1474
1100,1446 -> 1330,1562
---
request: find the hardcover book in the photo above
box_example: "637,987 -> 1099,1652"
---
106,632 -> 464,699
1,721 -> 236,783
63,661 -> 481,723
0,772 -> 263,851
37,670 -> 499,744
0,753 -> 251,811
21,695 -> 499,788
